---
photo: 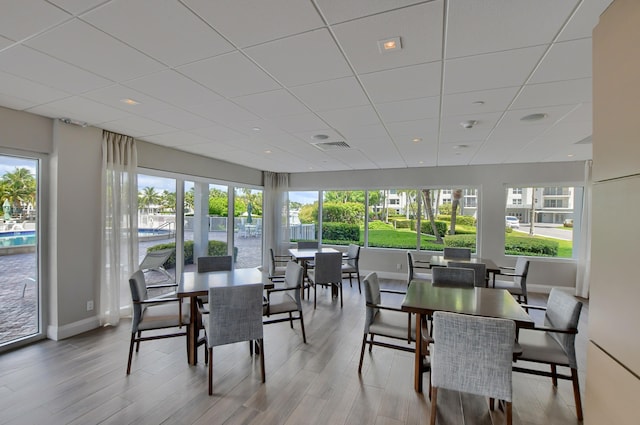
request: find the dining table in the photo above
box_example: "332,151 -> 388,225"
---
288,247 -> 340,296
428,255 -> 500,287
177,267 -> 273,365
401,282 -> 534,393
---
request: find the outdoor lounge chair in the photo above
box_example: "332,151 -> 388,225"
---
139,248 -> 175,282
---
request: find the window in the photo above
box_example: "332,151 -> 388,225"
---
233,186 -> 263,268
368,189 -> 418,249
288,191 -> 318,242
321,190 -> 365,246
505,186 -> 578,258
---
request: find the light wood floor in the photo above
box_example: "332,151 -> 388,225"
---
0,278 -> 587,425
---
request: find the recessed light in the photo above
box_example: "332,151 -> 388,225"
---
419,160 -> 424,164
378,36 -> 402,53
460,120 -> 477,129
520,113 -> 547,122
252,127 -> 261,132
312,134 -> 329,140
567,154 -> 574,157
412,137 -> 422,143
452,144 -> 468,150
472,101 -> 485,105
120,98 -> 140,105
264,150 -> 272,154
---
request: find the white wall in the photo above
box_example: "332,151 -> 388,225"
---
290,162 -> 584,289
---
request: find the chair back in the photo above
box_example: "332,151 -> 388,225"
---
139,248 -> 174,271
443,247 -> 471,260
431,266 -> 475,288
513,257 -> 530,295
312,252 -> 343,284
345,243 -> 360,267
269,248 -> 279,276
198,255 -> 233,273
129,270 -> 148,332
544,288 -> 583,368
431,311 -> 515,401
297,241 -> 319,250
362,272 -> 381,332
447,261 -> 486,287
408,251 -> 430,282
207,283 -> 264,348
284,261 -> 304,306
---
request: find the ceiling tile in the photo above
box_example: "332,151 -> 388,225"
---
511,78 -> 592,109
178,51 -> 281,98
25,19 -> 165,81
387,118 -> 439,142
360,62 -> 442,103
101,116 -> 177,137
0,0 -> 71,41
184,100 -> 260,125
48,0 -> 108,15
441,87 -> 520,116
291,77 -> 369,111
82,84 -> 174,113
133,106 -> 214,131
316,105 -> 381,129
558,0 -> 614,41
245,28 -> 352,87
82,0 -> 234,67
376,96 -> 440,122
143,131 -> 213,148
529,38 -> 593,84
0,45 -> 112,94
444,46 -> 547,94
184,0 -> 324,48
190,124 -> 247,142
446,0 -> 577,58
315,0 -> 426,24
0,70 -> 70,106
27,96 -> 129,124
271,113 -> 329,134
332,2 -> 443,74
233,89 -> 309,118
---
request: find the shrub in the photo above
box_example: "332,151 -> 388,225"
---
505,236 -> 558,256
368,220 -> 395,230
421,220 -> 448,237
443,234 -> 477,252
392,218 -> 415,230
322,222 -> 359,242
436,214 -> 476,226
147,240 -> 230,268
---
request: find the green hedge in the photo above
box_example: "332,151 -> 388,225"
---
436,214 -> 476,226
391,218 -> 415,230
442,234 -> 477,251
322,222 -> 359,243
147,240 -> 230,268
505,236 -> 558,256
421,220 -> 448,237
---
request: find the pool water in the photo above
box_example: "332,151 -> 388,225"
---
0,230 -> 36,247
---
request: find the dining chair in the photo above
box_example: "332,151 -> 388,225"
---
197,255 -> 233,273
297,241 -> 319,250
202,283 -> 265,395
443,247 -> 471,260
407,251 -> 431,283
430,311 -> 516,425
263,261 -> 306,343
447,261 -> 487,287
341,243 -> 361,293
126,270 -> 189,375
306,251 -> 343,309
493,257 -> 530,303
431,266 -> 475,288
512,288 -> 584,420
268,248 -> 290,282
358,272 -> 416,373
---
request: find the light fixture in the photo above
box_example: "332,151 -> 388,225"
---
378,36 -> 402,53
264,150 -> 272,154
460,120 -> 477,129
412,137 -> 422,143
472,101 -> 485,105
419,160 -> 424,164
520,113 -> 547,122
58,117 -> 88,127
452,144 -> 468,150
567,154 -> 575,157
252,127 -> 261,132
120,98 -> 140,106
312,134 -> 329,140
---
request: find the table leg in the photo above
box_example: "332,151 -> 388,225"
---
186,296 -> 199,365
414,312 -> 423,392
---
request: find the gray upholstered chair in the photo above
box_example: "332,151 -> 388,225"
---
197,255 -> 233,273
493,257 -> 530,303
297,241 -> 319,250
268,248 -> 289,282
447,261 -> 487,287
430,311 -> 516,425
306,251 -> 343,309
513,288 -> 583,420
202,283 -> 265,395
341,244 -> 361,293
431,266 -> 475,288
358,272 -> 416,373
264,261 -> 307,343
408,251 -> 431,283
443,247 -> 471,260
139,247 -> 175,282
127,270 -> 189,375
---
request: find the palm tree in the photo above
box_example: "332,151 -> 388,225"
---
422,189 -> 443,244
1,167 -> 36,218
449,189 -> 463,235
138,187 -> 161,214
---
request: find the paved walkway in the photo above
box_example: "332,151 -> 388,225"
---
0,232 -> 262,346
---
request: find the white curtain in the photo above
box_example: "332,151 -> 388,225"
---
100,131 -> 139,326
576,160 -> 592,298
262,171 -> 289,268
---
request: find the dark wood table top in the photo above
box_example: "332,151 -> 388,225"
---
428,255 -> 499,272
401,281 -> 534,328
288,247 -> 339,260
177,267 -> 272,298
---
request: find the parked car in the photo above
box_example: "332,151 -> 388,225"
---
563,218 -> 574,228
505,216 -> 520,229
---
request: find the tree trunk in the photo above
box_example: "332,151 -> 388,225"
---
422,189 -> 443,244
450,189 -> 463,235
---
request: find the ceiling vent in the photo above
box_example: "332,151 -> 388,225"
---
574,135 -> 592,145
312,141 -> 351,151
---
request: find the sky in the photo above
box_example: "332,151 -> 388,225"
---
0,155 -> 37,177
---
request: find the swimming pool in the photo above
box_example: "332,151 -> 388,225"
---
0,230 -> 36,247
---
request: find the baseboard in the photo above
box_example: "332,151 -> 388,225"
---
47,316 -> 100,341
360,269 -> 412,282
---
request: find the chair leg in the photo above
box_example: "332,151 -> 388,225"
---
358,334 -> 367,373
505,401 -> 512,425
571,368 -> 584,421
126,334 -> 136,375
356,272 -> 361,294
429,386 -> 438,425
490,398 -> 495,411
299,312 -> 307,343
135,331 -> 142,352
339,282 -> 343,308
259,338 -> 265,383
369,334 -> 374,353
208,347 -> 213,395
313,283 -> 317,310
289,312 -> 293,329
551,364 -> 558,387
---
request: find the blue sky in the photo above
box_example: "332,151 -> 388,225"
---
0,155 -> 37,177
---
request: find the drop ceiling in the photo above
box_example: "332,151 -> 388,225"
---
0,0 -> 611,173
